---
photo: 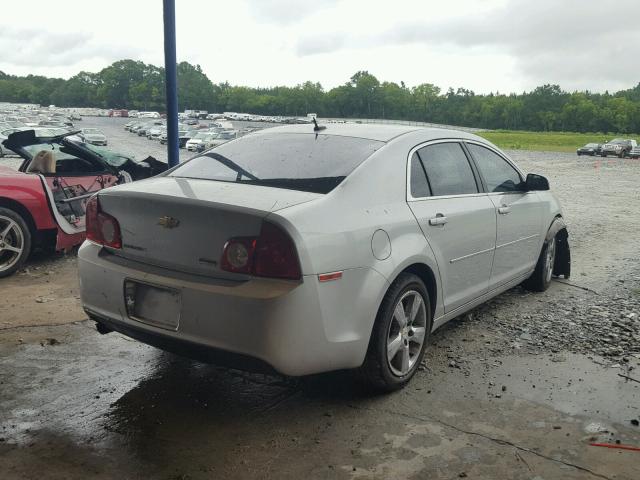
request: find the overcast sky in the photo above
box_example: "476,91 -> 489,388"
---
1,0 -> 639,94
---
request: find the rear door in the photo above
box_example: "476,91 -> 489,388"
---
407,141 -> 497,313
465,142 -> 544,289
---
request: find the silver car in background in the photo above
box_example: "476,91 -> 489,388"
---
79,128 -> 108,146
78,124 -> 570,390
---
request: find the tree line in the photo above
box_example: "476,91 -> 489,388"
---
1,59 -> 639,133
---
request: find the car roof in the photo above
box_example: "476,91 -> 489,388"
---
253,123 -> 481,143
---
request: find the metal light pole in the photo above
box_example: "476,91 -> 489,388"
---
163,0 -> 179,167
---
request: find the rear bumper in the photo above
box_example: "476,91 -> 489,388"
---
87,309 -> 278,374
78,242 -> 387,376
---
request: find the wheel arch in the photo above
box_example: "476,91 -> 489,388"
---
546,215 -> 570,278
0,197 -> 37,236
389,262 -> 438,320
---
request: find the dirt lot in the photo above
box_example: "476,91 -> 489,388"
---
1,120 -> 640,479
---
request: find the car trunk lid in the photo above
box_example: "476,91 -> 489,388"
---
98,177 -> 319,279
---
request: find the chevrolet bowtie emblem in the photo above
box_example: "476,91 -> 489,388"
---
158,216 -> 180,229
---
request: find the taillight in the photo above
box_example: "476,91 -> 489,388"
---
220,237 -> 256,274
220,221 -> 301,280
253,222 -> 301,280
85,195 -> 122,249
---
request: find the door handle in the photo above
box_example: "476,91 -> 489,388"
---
428,214 -> 448,226
498,205 -> 511,215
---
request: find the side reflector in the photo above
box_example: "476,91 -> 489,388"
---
318,271 -> 343,282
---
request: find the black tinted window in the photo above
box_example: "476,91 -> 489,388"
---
410,152 -> 431,197
467,144 -> 522,192
418,143 -> 478,196
171,133 -> 384,194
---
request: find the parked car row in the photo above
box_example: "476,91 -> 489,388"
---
577,138 -> 638,158
177,110 -> 317,124
123,119 -> 241,153
107,110 -> 162,119
0,110 -> 84,156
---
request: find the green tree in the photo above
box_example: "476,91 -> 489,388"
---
1,61 -> 640,135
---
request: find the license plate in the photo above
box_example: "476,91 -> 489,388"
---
124,280 -> 181,331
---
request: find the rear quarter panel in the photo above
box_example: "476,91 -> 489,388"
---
275,135 -> 445,321
0,169 -> 57,230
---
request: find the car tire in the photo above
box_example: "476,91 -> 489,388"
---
0,207 -> 32,278
523,233 -> 556,292
358,273 -> 432,392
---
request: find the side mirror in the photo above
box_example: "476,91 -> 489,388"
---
525,173 -> 550,191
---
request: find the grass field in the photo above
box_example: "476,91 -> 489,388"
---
477,130 -> 635,153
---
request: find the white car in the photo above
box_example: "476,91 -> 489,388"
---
78,124 -> 570,390
79,128 -> 107,146
185,132 -> 217,151
208,130 -> 237,147
138,111 -> 161,119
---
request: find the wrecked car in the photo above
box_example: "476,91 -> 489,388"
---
78,123 -> 571,391
601,138 -> 637,158
0,129 -> 167,277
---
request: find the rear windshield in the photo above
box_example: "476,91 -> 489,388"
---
169,132 -> 384,193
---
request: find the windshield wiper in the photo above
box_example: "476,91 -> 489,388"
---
204,152 -> 259,181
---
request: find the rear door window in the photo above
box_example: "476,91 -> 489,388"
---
409,152 -> 431,198
171,133 -> 384,194
417,142 -> 478,196
466,143 -> 523,192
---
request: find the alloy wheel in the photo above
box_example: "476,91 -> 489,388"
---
0,215 -> 25,273
545,238 -> 556,283
386,290 -> 427,377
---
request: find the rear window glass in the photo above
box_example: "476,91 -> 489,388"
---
409,152 -> 431,197
418,142 -> 478,196
170,133 -> 384,193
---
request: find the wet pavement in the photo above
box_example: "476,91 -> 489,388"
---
1,120 -> 640,479
1,306 -> 639,479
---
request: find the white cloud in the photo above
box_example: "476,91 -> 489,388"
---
0,27 -> 144,70
0,0 -> 637,93
244,0 -> 339,25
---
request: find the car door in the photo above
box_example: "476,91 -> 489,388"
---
407,141 -> 497,313
465,142 -> 544,289
26,144 -> 119,228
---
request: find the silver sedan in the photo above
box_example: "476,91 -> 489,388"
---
79,128 -> 108,146
78,124 -> 570,390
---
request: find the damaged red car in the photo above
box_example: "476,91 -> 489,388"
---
0,130 -> 166,277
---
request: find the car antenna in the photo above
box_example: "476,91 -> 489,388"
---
313,118 -> 326,132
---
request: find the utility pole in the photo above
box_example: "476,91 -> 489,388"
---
163,0 -> 179,167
